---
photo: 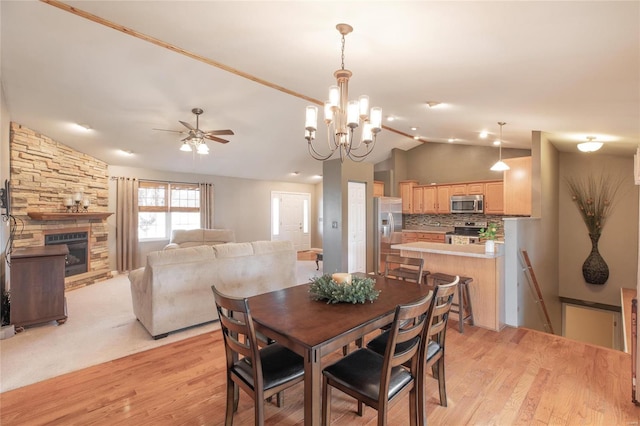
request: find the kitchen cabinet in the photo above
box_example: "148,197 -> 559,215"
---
422,186 -> 437,213
503,157 -> 532,215
399,180 -> 418,213
484,181 -> 504,214
373,181 -> 384,198
417,233 -> 445,243
437,185 -> 451,213
467,183 -> 484,195
402,232 -> 418,243
451,184 -> 467,196
412,186 -> 424,213
402,232 -> 445,244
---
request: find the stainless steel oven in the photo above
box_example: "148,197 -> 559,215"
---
450,195 -> 484,214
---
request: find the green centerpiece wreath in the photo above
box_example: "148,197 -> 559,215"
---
309,274 -> 380,304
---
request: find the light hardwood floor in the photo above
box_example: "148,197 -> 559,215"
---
1,323 -> 637,425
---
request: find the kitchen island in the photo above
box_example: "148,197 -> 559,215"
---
391,241 -> 504,331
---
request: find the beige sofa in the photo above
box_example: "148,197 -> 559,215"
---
163,228 -> 235,250
129,240 -> 297,339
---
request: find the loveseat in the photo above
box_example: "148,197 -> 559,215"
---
163,228 -> 235,250
129,240 -> 297,339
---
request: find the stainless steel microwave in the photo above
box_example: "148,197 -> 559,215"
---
450,195 -> 484,214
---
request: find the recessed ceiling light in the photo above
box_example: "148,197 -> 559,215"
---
479,131 -> 488,139
73,123 -> 92,132
118,149 -> 134,156
387,116 -> 395,122
413,136 -> 420,140
493,140 -> 501,146
410,127 -> 418,131
291,171 -> 300,176
426,101 -> 440,108
448,138 -> 455,143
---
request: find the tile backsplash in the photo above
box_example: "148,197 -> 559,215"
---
403,214 -> 504,233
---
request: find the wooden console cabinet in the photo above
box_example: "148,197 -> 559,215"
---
10,245 -> 68,329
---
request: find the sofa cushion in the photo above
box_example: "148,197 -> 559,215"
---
167,228 -> 235,249
147,245 -> 215,267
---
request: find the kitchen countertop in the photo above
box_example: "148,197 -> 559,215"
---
391,241 -> 503,259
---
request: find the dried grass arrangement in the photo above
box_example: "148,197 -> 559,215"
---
565,174 -> 622,237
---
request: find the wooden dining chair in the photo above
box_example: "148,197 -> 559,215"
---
322,292 -> 433,426
384,254 -> 425,284
367,275 -> 459,423
212,285 -> 305,426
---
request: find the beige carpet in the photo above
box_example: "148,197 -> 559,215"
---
0,259 -> 320,393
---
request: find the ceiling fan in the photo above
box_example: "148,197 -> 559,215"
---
154,108 -> 234,154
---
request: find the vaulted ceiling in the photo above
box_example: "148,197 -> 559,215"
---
2,1 -> 638,183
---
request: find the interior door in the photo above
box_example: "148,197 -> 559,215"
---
348,182 -> 366,273
271,191 -> 310,252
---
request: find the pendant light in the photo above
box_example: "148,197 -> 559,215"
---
490,122 -> 510,171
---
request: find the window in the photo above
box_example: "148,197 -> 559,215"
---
138,181 -> 200,240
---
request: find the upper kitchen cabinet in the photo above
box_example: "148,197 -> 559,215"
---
412,185 -> 424,213
484,181 -> 504,214
503,157 -> 532,215
423,186 -> 437,213
437,185 -> 451,213
467,183 -> 484,195
450,184 -> 467,196
399,180 -> 418,213
373,181 -> 385,198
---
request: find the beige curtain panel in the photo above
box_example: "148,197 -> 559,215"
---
116,177 -> 139,273
199,183 -> 214,229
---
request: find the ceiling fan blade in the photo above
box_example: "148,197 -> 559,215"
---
204,134 -> 230,144
205,129 -> 235,136
153,128 -> 187,134
179,120 -> 196,131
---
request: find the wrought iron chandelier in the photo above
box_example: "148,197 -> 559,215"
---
304,23 -> 382,162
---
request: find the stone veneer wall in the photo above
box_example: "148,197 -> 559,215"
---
9,122 -> 112,290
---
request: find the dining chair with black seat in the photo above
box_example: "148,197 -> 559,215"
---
321,292 -> 433,426
384,254 -> 426,284
212,285 -> 305,426
367,275 -> 459,420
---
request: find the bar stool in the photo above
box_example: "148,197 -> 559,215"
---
429,272 -> 474,333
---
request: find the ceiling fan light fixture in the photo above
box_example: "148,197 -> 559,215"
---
577,136 -> 603,153
180,141 -> 192,152
490,122 -> 510,172
196,142 -> 209,155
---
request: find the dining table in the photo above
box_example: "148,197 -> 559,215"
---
248,274 -> 432,426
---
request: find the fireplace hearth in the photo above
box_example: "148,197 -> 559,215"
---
44,231 -> 88,277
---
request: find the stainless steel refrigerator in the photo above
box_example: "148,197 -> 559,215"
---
373,197 -> 403,275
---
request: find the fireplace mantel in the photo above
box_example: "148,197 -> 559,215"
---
27,212 -> 113,221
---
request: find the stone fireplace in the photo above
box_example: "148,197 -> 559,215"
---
9,123 -> 113,290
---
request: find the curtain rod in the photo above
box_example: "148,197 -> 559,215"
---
109,177 -> 212,186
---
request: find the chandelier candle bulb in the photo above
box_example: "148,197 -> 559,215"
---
305,106 -> 318,131
83,198 -> 90,207
64,197 -> 73,207
329,86 -> 340,107
370,107 -> 383,131
358,95 -> 369,118
347,100 -> 359,127
73,191 -> 83,202
362,123 -> 373,143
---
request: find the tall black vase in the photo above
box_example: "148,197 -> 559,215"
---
582,233 -> 609,285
